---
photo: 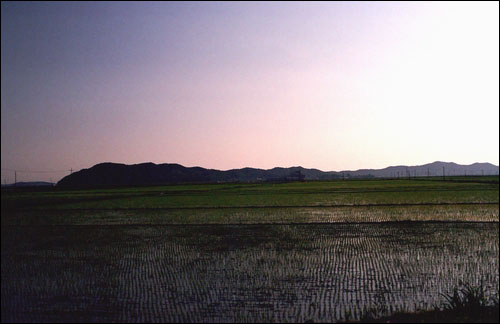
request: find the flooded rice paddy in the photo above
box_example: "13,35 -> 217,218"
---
2,222 -> 498,322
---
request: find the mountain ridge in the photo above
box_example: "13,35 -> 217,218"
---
56,161 -> 499,187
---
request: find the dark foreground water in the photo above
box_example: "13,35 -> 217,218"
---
1,223 -> 498,322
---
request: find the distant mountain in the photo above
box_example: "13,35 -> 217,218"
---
341,161 -> 499,178
56,161 -> 499,187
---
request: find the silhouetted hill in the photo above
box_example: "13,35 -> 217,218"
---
56,161 -> 499,187
56,163 -> 327,186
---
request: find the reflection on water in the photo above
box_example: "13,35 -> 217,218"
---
1,223 -> 498,322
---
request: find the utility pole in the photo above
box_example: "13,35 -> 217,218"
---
70,168 -> 73,175
442,166 -> 445,180
14,171 -> 17,186
427,168 -> 430,177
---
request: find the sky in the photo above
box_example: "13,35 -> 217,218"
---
1,1 -> 499,183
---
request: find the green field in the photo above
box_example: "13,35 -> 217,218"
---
1,177 -> 499,322
2,178 -> 499,225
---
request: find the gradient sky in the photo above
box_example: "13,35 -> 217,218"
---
1,1 -> 499,183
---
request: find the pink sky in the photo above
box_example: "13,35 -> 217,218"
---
1,2 -> 499,183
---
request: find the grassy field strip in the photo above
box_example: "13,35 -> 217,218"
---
2,223 -> 498,323
4,190 -> 498,211
4,185 -> 498,196
5,188 -> 495,210
2,178 -> 497,210
3,179 -> 497,194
